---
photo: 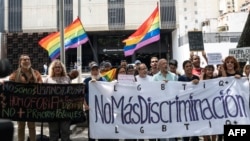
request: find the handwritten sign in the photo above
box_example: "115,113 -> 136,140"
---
207,53 -> 223,65
89,78 -> 250,139
0,82 -> 85,122
118,74 -> 135,82
229,47 -> 250,62
188,31 -> 204,51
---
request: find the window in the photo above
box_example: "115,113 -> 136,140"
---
108,0 -> 125,30
108,0 -> 123,4
160,0 -> 176,29
108,9 -> 125,24
0,0 -> 4,32
8,0 -> 22,32
56,0 -> 73,29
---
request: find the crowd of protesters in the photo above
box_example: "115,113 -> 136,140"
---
82,51 -> 249,141
4,51 -> 250,141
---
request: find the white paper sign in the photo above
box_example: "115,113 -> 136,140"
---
229,47 -> 250,62
207,53 -> 223,65
89,77 -> 250,139
118,74 -> 135,82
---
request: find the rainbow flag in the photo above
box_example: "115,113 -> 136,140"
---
123,6 -> 160,57
39,17 -> 89,60
101,68 -> 117,82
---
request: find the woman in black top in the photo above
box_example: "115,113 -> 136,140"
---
217,56 -> 242,141
219,56 -> 243,78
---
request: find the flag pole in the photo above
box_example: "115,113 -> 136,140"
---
88,40 -> 99,64
77,0 -> 82,83
59,0 -> 65,64
158,40 -> 161,58
157,2 -> 161,58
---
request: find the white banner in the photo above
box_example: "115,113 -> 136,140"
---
89,77 -> 250,139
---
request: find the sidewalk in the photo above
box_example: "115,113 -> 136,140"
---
12,121 -> 222,141
12,121 -> 89,141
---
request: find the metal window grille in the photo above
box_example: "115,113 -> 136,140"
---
108,0 -> 125,30
8,0 -> 22,32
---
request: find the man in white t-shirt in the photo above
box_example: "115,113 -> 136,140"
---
135,63 -> 152,82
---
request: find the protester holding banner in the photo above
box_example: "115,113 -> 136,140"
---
178,60 -> 199,141
217,56 -> 243,141
200,65 -> 216,81
200,65 -> 217,141
135,63 -> 153,82
219,56 -> 243,78
152,58 -> 177,82
83,62 -> 110,141
9,54 -> 43,141
43,59 -> 71,141
243,63 -> 250,78
153,58 -> 177,141
135,63 -> 155,141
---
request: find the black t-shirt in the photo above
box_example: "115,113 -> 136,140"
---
218,71 -> 243,77
178,74 -> 200,82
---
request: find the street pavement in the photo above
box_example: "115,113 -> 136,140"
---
12,121 -> 89,141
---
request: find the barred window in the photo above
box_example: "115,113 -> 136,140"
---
108,0 -> 125,30
56,0 -> 73,29
8,0 -> 22,32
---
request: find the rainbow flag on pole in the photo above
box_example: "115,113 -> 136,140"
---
39,17 -> 89,60
123,6 -> 160,57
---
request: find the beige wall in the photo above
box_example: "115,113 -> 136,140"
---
4,0 -> 164,32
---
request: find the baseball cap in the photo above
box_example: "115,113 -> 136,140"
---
90,63 -> 99,69
104,61 -> 112,68
134,60 -> 141,65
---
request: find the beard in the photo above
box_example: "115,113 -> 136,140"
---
21,64 -> 31,69
91,74 -> 100,80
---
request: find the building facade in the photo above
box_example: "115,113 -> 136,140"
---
0,0 -> 176,72
0,0 -> 248,73
174,0 -> 249,74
